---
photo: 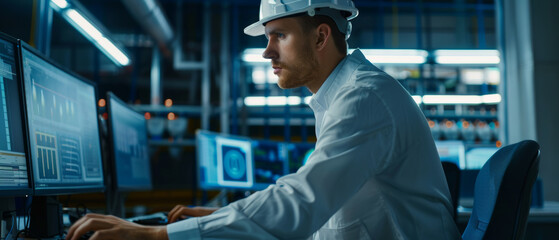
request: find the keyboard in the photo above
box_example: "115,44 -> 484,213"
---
127,212 -> 168,226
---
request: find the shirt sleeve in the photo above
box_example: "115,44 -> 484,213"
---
167,86 -> 395,239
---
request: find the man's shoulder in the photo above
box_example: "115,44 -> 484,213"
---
341,65 -> 398,92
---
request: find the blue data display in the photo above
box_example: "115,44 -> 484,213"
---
0,36 -> 30,196
435,141 -> 466,169
21,46 -> 104,194
196,131 -> 314,191
197,131 -> 253,189
108,93 -> 152,191
465,147 -> 499,170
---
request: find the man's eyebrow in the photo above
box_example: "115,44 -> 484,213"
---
265,27 -> 287,36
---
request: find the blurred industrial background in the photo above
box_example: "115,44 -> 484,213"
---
1,0 -> 558,237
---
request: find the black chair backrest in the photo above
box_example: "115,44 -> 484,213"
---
462,140 -> 540,240
441,161 -> 460,222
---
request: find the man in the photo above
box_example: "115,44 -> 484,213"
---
67,0 -> 460,239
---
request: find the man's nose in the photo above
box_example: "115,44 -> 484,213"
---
262,43 -> 277,60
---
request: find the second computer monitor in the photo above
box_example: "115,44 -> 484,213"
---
435,140 -> 466,169
106,92 -> 152,191
20,43 -> 104,195
196,130 -> 254,190
196,130 -> 316,191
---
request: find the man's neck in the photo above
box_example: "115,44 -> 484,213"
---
307,52 -> 346,94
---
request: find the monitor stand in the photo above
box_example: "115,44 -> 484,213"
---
106,188 -> 127,218
0,198 -> 16,238
29,196 -> 64,238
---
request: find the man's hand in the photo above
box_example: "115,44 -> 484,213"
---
66,213 -> 168,240
167,205 -> 219,223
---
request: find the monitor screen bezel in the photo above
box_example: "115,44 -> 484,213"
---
0,33 -> 33,197
18,41 -> 105,196
105,91 -> 152,192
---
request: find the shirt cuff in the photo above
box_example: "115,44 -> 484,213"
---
167,218 -> 201,240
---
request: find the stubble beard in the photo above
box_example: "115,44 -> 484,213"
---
275,45 -> 319,89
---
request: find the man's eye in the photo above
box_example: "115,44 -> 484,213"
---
277,33 -> 285,38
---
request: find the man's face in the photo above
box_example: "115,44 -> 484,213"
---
262,17 -> 319,89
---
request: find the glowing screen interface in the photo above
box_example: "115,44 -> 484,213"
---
435,141 -> 466,169
108,94 -> 151,190
197,131 -> 253,189
466,147 -> 498,169
0,38 -> 29,192
21,47 -> 104,193
196,131 -> 315,191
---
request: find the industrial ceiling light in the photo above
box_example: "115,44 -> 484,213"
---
241,48 -> 428,65
242,48 -> 269,63
244,96 -> 302,106
422,94 -> 502,105
50,0 -> 130,66
434,50 -> 500,65
51,0 -> 68,9
355,49 -> 428,64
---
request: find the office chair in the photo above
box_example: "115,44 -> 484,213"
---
462,140 -> 540,240
441,161 -> 460,223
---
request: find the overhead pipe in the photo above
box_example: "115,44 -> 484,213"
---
120,0 -> 174,56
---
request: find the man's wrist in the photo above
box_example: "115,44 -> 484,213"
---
149,226 -> 169,240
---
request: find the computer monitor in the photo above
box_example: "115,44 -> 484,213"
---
106,92 -> 152,191
0,33 -> 32,197
19,42 -> 104,195
197,130 -> 254,190
435,140 -> 466,169
465,147 -> 499,170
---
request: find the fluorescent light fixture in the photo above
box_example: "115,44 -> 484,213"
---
422,94 -> 501,105
244,96 -> 302,106
460,68 -> 501,85
461,69 -> 485,85
97,37 -> 130,66
51,0 -> 68,9
251,66 -> 277,84
245,96 -> 266,106
486,68 -> 501,85
245,95 -> 424,107
304,96 -> 312,105
252,67 -> 266,84
434,50 -> 500,65
65,9 -> 103,41
242,48 -> 268,63
423,95 -> 482,105
411,95 -> 422,104
355,49 -> 428,64
57,8 -> 130,66
242,48 -> 428,64
481,94 -> 502,104
267,68 -> 278,83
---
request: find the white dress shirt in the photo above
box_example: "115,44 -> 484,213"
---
167,49 -> 461,239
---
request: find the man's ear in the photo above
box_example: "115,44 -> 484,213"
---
315,23 -> 331,51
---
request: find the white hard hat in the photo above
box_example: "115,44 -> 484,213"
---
244,0 -> 359,37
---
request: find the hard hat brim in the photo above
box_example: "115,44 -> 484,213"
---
244,21 -> 266,37
243,10 -> 306,37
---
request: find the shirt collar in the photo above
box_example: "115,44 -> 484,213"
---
309,49 -> 368,113
308,55 -> 349,113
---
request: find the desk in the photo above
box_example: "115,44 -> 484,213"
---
457,201 -> 559,239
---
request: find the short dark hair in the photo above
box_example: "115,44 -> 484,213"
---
296,14 -> 348,55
